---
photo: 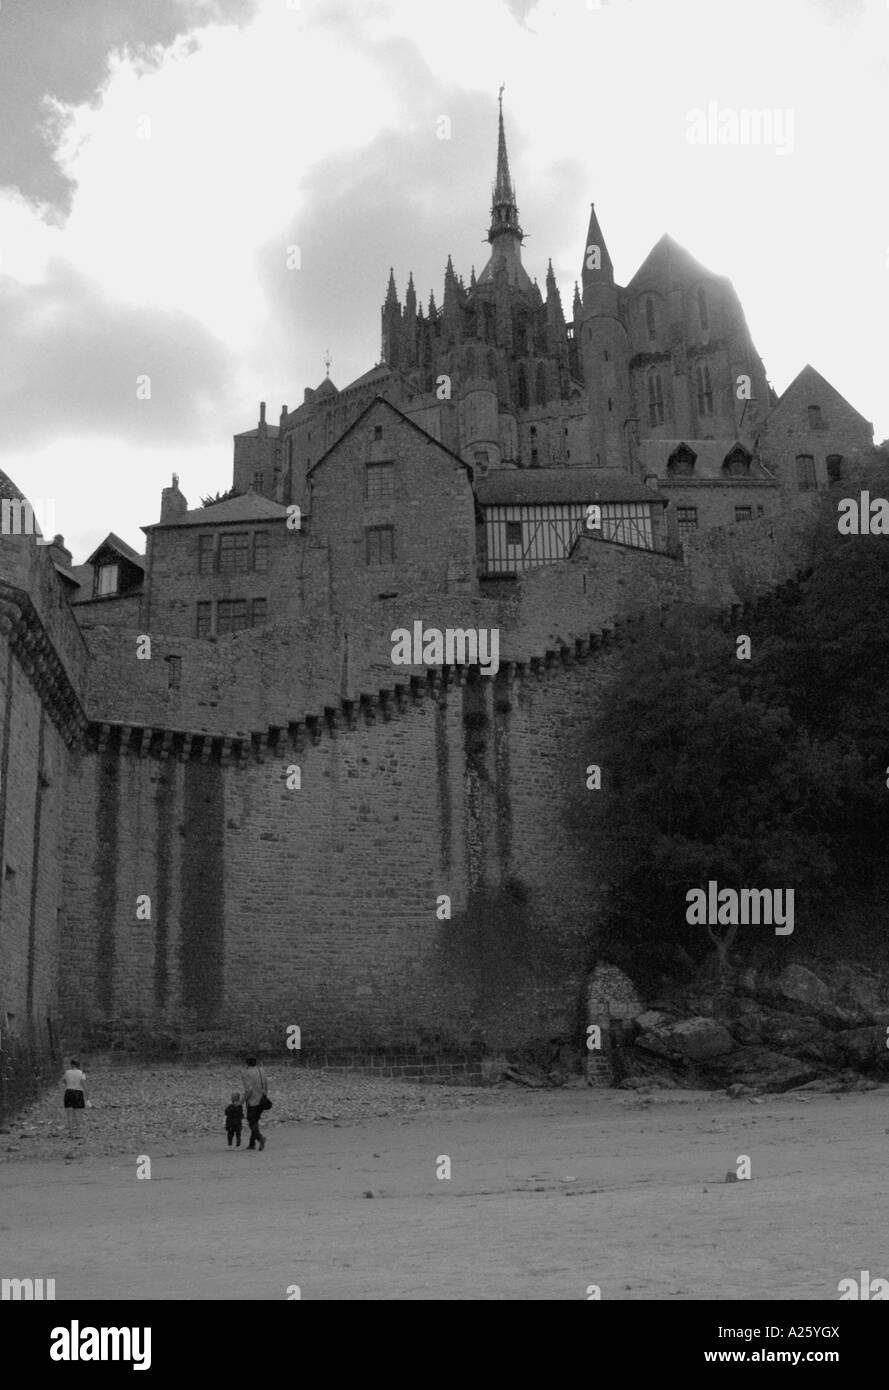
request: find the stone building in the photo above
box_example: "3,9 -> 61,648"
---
0,100 -> 877,1087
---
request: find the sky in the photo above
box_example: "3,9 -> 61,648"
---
0,0 -> 887,561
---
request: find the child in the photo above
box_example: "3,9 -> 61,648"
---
225,1092 -> 244,1147
62,1058 -> 88,1139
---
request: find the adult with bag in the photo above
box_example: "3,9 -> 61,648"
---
242,1055 -> 272,1151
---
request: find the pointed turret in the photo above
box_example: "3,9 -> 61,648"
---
573,281 -> 582,319
403,272 -> 417,366
385,266 -> 399,305
581,203 -> 614,293
405,271 -> 417,316
382,267 -> 402,366
470,265 -> 477,290
428,289 -> 437,318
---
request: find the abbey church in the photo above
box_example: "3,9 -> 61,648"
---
0,103 -> 874,1076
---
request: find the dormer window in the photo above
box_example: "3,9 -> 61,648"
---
95,562 -> 118,597
667,443 -> 697,476
723,444 -> 752,477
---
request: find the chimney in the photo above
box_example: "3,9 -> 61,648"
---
48,533 -> 72,569
259,401 -> 267,436
160,472 -> 189,523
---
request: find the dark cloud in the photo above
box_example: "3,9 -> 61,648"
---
0,261 -> 235,447
0,0 -> 259,209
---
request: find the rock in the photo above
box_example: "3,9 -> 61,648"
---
726,1083 -> 751,1098
636,1010 -> 673,1032
503,1066 -> 546,1089
774,964 -> 837,1017
724,1047 -> 820,1093
363,1190 -> 374,1198
832,964 -> 889,1024
639,1016 -> 734,1062
725,1170 -> 739,1183
834,1025 -> 885,1069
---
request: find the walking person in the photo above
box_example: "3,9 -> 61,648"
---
242,1056 -> 270,1151
62,1058 -> 89,1139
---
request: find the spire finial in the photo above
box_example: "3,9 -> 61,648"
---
498,82 -> 505,111
323,349 -> 332,379
488,87 -> 522,245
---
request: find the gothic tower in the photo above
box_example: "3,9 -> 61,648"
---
575,204 -> 631,470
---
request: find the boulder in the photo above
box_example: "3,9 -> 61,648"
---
832,965 -> 889,1025
722,1046 -> 821,1093
774,964 -> 834,1014
833,1026 -> 886,1070
638,1016 -> 734,1062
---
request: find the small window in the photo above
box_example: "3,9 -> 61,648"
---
252,470 -> 263,491
530,425 -> 537,437
607,397 -> 613,412
827,454 -> 843,483
366,525 -> 394,567
697,364 -> 713,416
366,463 -> 394,502
373,424 -> 383,440
196,602 -> 212,638
198,535 -> 215,575
251,598 -> 267,626
808,405 -> 823,430
796,454 -> 816,490
474,451 -> 489,465
734,506 -> 753,523
645,298 -> 656,339
756,505 -> 765,516
603,350 -> 609,362
217,600 -> 248,635
95,562 -> 118,597
167,655 -> 182,689
253,532 -> 269,572
677,506 -> 698,536
648,374 -> 665,427
219,533 -> 249,572
505,521 -> 522,546
530,448 -> 539,465
697,286 -> 709,332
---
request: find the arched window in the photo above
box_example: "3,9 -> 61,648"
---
645,298 -> 656,339
536,362 -> 548,405
648,373 -> 665,426
517,364 -> 529,409
826,454 -> 843,483
697,287 -> 710,332
696,363 -> 713,416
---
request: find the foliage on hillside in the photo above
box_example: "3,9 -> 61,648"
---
592,452 -> 889,981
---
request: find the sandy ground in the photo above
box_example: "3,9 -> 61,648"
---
1,1068 -> 887,1300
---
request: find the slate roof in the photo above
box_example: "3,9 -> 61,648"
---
145,492 -> 290,530
475,467 -> 664,506
85,532 -> 145,567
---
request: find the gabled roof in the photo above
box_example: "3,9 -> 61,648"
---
638,438 -> 773,481
144,492 -> 290,531
770,364 -> 872,426
626,233 -> 717,293
476,467 -> 664,507
85,532 -> 145,568
307,395 -> 474,482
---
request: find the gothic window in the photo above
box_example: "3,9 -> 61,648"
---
253,532 -> 269,572
827,454 -> 843,482
517,364 -> 529,409
198,535 -> 215,575
735,506 -> 753,522
795,454 -> 816,490
696,364 -> 713,416
645,298 -> 657,340
366,463 -> 394,502
676,506 -> 698,535
667,443 -> 697,475
808,405 -> 823,430
196,602 -> 212,638
697,287 -> 710,332
723,445 -> 752,477
648,374 -> 665,426
536,362 -> 547,405
366,525 -> 395,567
217,600 -> 248,635
219,532 -> 249,572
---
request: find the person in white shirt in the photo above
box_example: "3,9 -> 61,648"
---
61,1059 -> 88,1139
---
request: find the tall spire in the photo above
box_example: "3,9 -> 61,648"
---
488,86 -> 523,245
581,204 -> 614,291
385,267 -> 399,305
